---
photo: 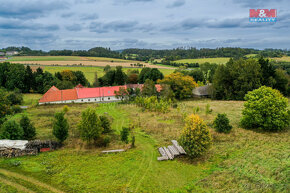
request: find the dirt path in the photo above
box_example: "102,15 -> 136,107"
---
0,169 -> 64,193
0,175 -> 35,193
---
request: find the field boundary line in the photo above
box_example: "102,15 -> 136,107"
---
0,175 -> 35,193
0,169 -> 64,193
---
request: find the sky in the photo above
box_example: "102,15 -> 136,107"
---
0,0 -> 289,51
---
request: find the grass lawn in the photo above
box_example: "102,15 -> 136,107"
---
0,99 -> 289,192
7,56 -> 84,61
175,57 -> 230,64
22,94 -> 42,106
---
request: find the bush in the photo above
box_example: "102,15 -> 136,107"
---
121,127 -> 130,144
78,108 -> 103,144
100,115 -> 112,134
52,111 -> 69,143
241,86 -> 289,131
20,115 -> 36,140
179,114 -> 212,158
11,105 -> 22,114
7,90 -> 23,105
102,136 -> 111,147
0,120 -> 24,140
213,113 -> 232,133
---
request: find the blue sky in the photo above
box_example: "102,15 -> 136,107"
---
0,0 -> 289,50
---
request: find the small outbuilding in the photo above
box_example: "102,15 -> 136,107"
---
192,85 -> 212,97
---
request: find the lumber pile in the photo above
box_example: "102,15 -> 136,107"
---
157,140 -> 186,161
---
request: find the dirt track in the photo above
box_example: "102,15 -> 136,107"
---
10,60 -> 175,69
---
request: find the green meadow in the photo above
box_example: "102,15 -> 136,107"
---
7,56 -> 84,61
0,99 -> 289,192
175,57 -> 230,64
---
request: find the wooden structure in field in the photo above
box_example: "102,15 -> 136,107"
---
157,140 -> 186,161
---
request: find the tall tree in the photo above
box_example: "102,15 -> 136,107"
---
114,66 -> 126,85
52,111 -> 69,143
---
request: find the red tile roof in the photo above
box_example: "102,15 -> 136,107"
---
76,86 -> 126,99
39,88 -> 77,103
39,84 -> 161,103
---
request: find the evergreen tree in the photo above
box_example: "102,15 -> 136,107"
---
20,115 -> 36,140
52,111 -> 69,143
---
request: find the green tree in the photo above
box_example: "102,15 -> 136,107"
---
138,67 -> 151,83
241,86 -> 289,131
144,68 -> 164,83
52,111 -> 69,143
104,65 -> 111,73
0,89 -> 11,121
56,80 -> 74,90
7,90 -> 23,105
121,127 -> 130,144
78,108 -> 103,143
258,57 -> 275,86
0,120 -> 24,140
213,113 -> 232,133
73,71 -> 89,86
20,115 -> 36,140
273,69 -> 288,96
213,58 -> 262,100
114,66 -> 127,85
93,72 -> 100,87
100,115 -> 112,134
142,79 -> 157,97
158,72 -> 198,99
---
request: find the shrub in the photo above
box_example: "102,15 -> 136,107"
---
205,104 -> 213,115
0,120 -> 24,140
241,86 -> 290,131
52,111 -> 69,143
131,135 -> 135,147
63,105 -> 69,114
7,90 -> 23,105
121,127 -> 130,144
102,136 -> 111,147
100,115 -> 112,134
11,105 -> 22,114
179,114 -> 212,158
78,108 -> 103,144
213,113 -> 232,133
20,115 -> 36,140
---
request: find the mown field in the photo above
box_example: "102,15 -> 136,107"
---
271,56 -> 290,62
7,56 -> 84,61
0,98 -> 289,192
6,56 -> 174,69
175,57 -> 230,64
29,65 -> 175,84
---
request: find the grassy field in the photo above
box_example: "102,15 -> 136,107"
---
7,56 -> 84,61
270,56 -> 290,62
175,57 -> 230,64
245,54 -> 258,58
0,99 -> 289,192
34,65 -> 175,84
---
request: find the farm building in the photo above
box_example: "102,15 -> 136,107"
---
39,84 -> 162,105
192,84 -> 212,97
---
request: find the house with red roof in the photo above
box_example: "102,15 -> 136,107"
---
39,84 -> 162,105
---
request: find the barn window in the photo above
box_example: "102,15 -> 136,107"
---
88,99 -> 90,102
95,99 -> 97,101
108,97 -> 110,100
81,99 -> 83,102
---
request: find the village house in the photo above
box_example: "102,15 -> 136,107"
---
39,84 -> 162,105
6,51 -> 19,56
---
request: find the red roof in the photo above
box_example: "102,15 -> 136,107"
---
76,86 -> 126,99
39,88 -> 77,103
39,84 -> 161,103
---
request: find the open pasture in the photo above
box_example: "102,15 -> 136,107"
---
6,56 -> 174,69
175,57 -> 230,64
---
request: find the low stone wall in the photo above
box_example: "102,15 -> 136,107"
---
0,148 -> 38,158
